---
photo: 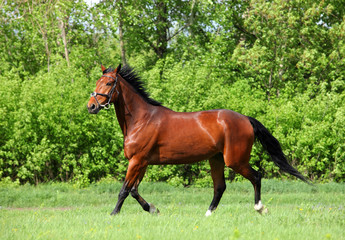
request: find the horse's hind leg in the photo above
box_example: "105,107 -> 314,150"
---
222,123 -> 267,214
232,163 -> 266,214
206,153 -> 226,216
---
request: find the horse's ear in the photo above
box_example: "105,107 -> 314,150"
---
114,64 -> 121,74
101,64 -> 106,72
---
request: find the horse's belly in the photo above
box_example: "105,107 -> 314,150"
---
156,149 -> 218,164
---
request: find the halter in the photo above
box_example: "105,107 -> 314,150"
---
90,75 -> 119,109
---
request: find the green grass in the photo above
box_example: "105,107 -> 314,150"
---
0,180 -> 344,240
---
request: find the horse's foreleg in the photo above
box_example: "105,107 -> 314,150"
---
130,166 -> 160,214
206,154 -> 226,216
110,158 -> 148,215
111,181 -> 130,215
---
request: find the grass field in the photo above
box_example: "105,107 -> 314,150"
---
0,179 -> 344,240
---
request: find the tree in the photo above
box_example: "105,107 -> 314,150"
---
232,0 -> 344,99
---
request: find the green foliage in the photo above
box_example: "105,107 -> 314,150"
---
0,64 -> 127,184
0,0 -> 344,184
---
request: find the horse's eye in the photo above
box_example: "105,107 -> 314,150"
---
106,82 -> 112,86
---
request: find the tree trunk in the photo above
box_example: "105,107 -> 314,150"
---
118,2 -> 127,65
155,0 -> 168,59
188,0 -> 196,37
59,18 -> 70,67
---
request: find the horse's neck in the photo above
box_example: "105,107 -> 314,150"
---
114,79 -> 151,136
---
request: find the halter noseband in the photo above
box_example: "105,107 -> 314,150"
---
90,75 -> 119,109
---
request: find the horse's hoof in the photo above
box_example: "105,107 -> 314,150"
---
257,207 -> 268,215
205,210 -> 212,217
254,201 -> 268,215
149,203 -> 160,214
110,211 -> 119,216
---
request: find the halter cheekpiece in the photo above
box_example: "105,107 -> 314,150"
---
90,75 -> 119,109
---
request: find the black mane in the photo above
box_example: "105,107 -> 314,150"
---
103,65 -> 162,106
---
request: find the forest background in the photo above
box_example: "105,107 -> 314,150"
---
0,0 -> 344,186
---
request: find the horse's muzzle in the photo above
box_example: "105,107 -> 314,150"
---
87,103 -> 100,114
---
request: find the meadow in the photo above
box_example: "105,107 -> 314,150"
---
0,180 -> 344,240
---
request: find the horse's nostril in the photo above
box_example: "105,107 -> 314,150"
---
91,104 -> 96,110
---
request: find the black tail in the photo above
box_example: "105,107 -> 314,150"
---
248,116 -> 309,183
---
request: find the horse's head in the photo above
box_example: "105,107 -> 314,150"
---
87,64 -> 121,114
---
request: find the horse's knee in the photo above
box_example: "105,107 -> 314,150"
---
130,189 -> 139,199
118,188 -> 130,199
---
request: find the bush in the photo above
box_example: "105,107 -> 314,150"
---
1,55 -> 344,185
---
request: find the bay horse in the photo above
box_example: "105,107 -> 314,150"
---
87,64 -> 308,216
